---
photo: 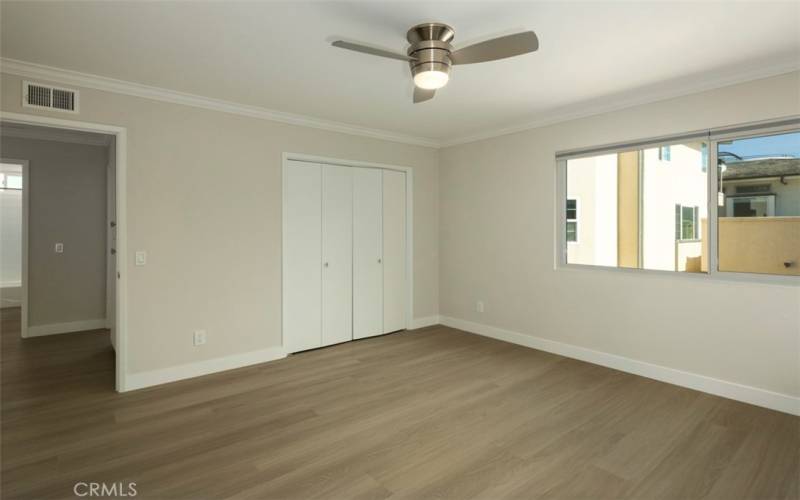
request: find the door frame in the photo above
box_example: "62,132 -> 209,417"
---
1,111 -> 128,392
281,152 -> 415,348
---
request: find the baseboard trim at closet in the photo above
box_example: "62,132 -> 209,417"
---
439,315 -> 800,416
124,347 -> 287,391
25,319 -> 108,338
410,315 -> 440,329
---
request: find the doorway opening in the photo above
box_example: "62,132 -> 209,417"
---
0,160 -> 26,315
0,115 -> 127,391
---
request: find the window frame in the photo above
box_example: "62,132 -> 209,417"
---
555,117 -> 800,285
566,197 -> 579,244
675,204 -> 699,241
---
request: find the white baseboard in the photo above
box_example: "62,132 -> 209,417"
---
0,285 -> 22,308
124,347 -> 287,391
440,315 -> 799,416
26,318 -> 108,338
410,315 -> 440,329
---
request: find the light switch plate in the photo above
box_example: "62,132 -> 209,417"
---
135,251 -> 146,266
54,243 -> 64,253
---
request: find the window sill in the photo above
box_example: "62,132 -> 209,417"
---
557,262 -> 799,287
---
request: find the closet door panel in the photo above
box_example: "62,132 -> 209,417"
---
284,161 -> 322,353
382,170 -> 406,333
321,165 -> 353,346
353,168 -> 383,339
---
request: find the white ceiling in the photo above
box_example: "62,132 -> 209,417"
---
2,1 -> 799,144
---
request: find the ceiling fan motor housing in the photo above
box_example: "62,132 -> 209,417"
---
406,23 -> 455,81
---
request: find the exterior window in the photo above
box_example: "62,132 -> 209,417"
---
726,195 -> 775,217
717,129 -> 799,276
0,172 -> 22,190
565,142 -> 707,272
701,143 -> 708,172
560,123 -> 799,279
566,199 -> 578,242
675,204 -> 699,240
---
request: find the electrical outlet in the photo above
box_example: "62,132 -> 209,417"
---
54,243 -> 64,253
193,330 -> 207,346
476,301 -> 485,313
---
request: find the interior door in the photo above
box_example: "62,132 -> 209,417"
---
321,165 -> 353,346
382,170 -> 406,333
284,161 -> 322,352
353,168 -> 383,339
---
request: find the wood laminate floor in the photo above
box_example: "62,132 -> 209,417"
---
1,306 -> 798,499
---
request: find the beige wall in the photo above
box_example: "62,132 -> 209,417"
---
1,72 -> 439,375
439,71 -> 800,398
1,136 -> 108,326
617,151 -> 639,268
719,217 -> 800,276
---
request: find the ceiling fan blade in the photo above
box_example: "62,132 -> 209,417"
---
450,31 -> 539,65
331,40 -> 416,62
413,87 -> 436,104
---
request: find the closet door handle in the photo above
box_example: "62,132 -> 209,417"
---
378,258 -> 382,264
324,262 -> 329,268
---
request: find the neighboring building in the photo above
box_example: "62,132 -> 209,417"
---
641,143 -> 707,272
719,157 -> 800,217
567,142 -> 707,272
717,157 -> 800,276
565,153 -> 618,267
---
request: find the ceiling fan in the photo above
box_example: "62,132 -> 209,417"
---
331,22 -> 539,103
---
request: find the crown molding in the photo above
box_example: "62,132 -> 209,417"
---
0,58 -> 440,148
1,122 -> 111,146
440,59 -> 800,148
3,57 -> 798,151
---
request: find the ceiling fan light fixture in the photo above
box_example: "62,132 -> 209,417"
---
411,61 -> 451,90
331,21 -> 539,103
414,69 -> 449,89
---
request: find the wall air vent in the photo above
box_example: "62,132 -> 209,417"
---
22,81 -> 79,113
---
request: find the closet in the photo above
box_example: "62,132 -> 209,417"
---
283,160 -> 407,353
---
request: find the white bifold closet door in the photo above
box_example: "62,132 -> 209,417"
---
382,169 -> 406,333
283,161 -> 322,353
352,168 -> 383,339
284,161 -> 406,353
321,165 -> 353,347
